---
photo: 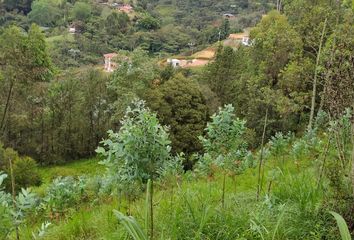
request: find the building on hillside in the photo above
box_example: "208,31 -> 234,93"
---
223,13 -> 235,19
167,58 -> 181,68
228,32 -> 251,46
69,27 -> 76,34
104,53 -> 118,72
118,4 -> 133,13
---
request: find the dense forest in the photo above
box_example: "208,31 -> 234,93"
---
0,0 -> 354,239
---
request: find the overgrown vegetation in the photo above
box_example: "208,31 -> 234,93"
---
0,0 -> 353,239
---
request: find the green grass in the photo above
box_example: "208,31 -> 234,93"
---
38,157 -> 104,184
19,153 -> 340,240
46,34 -> 75,44
34,157 -> 104,195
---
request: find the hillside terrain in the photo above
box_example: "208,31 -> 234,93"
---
0,0 -> 354,239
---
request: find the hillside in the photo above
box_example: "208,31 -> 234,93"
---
0,0 -> 354,239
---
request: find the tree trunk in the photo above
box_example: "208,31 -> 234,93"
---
308,18 -> 327,131
257,108 -> 268,201
351,114 -> 354,197
0,80 -> 14,134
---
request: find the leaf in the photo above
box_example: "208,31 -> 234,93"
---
113,210 -> 148,240
329,211 -> 352,240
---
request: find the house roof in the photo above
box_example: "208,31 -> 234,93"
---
118,4 -> 133,13
228,32 -> 249,40
104,53 -> 118,58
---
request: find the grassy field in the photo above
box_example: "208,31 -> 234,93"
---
38,157 -> 104,184
18,151 -> 340,240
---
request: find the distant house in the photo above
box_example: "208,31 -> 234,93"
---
228,32 -> 251,46
241,37 -> 251,46
167,59 -> 181,68
223,13 -> 235,19
118,4 -> 133,13
104,53 -> 118,72
69,27 -> 76,34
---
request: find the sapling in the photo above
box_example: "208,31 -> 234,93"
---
0,172 -> 37,240
269,132 -> 291,168
257,108 -> 268,201
199,104 -> 248,208
97,100 -> 171,240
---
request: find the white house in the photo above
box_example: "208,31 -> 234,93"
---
69,27 -> 76,34
167,58 -> 181,68
241,36 -> 251,46
104,53 -> 118,72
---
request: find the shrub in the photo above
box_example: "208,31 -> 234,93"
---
0,144 -> 42,191
13,156 -> 41,191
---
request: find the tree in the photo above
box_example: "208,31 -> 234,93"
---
322,14 -> 354,118
250,10 -> 302,83
3,0 -> 33,14
71,1 -> 92,21
203,46 -> 238,105
97,100 -> 171,239
105,12 -> 130,35
137,14 -> 160,31
198,104 -> 248,208
28,0 -> 61,26
145,75 -> 209,161
0,24 -> 53,137
108,50 -> 158,123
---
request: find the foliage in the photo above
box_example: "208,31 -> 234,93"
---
28,0 -> 62,27
114,210 -> 148,240
97,100 -> 171,183
43,176 -> 86,214
146,74 -> 209,158
199,104 -> 248,174
136,14 -> 160,31
330,211 -> 351,240
322,13 -> 354,117
71,1 -> 92,21
0,143 -> 41,191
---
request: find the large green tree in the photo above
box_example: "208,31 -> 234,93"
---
0,24 -> 53,138
145,75 -> 209,158
28,0 -> 62,26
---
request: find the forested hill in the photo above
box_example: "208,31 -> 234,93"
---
0,0 -> 273,68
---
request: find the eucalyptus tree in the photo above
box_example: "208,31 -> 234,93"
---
198,104 -> 248,208
0,172 -> 37,240
97,100 -> 172,239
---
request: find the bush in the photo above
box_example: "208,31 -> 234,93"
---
13,156 -> 42,191
0,143 -> 41,191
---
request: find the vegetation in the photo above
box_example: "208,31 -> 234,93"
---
0,0 -> 353,239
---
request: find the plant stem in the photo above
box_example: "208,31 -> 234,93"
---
308,18 -> 327,131
221,172 -> 226,209
9,156 -> 20,240
150,178 -> 154,240
145,180 -> 151,238
267,180 -> 272,196
257,108 -> 268,201
317,136 -> 331,189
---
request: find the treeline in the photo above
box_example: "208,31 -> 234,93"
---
0,1 -> 353,166
201,1 -> 354,143
0,0 -> 273,69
